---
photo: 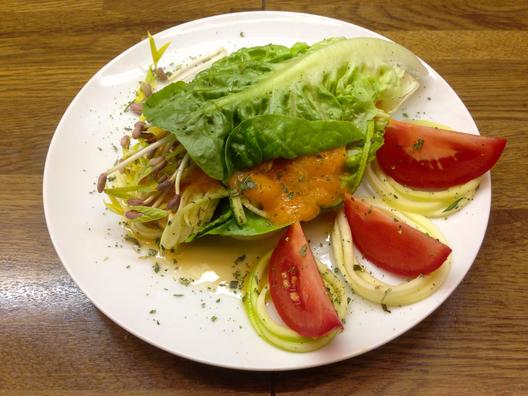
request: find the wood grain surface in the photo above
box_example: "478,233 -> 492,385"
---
1,1 -> 527,394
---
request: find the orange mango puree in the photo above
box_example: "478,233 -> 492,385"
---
229,147 -> 346,225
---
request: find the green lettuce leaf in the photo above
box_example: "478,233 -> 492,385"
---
205,210 -> 284,238
187,202 -> 285,241
224,115 -> 365,178
144,37 -> 426,181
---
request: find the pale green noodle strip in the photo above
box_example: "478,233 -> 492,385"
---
130,222 -> 163,240
331,201 -> 451,306
256,286 -> 303,340
243,252 -> 348,352
366,160 -> 479,217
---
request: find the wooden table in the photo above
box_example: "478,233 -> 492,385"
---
1,1 -> 527,394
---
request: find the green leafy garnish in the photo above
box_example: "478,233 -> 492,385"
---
443,197 -> 465,213
412,137 -> 424,152
128,206 -> 168,223
148,32 -> 171,66
104,183 -> 157,199
235,254 -> 246,264
104,195 -> 125,216
179,277 -> 192,286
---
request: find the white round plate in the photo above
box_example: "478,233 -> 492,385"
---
43,11 -> 490,371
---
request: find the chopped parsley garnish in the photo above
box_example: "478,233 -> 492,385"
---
211,315 -> 218,322
381,304 -> 391,313
412,138 -> 425,152
443,197 -> 465,213
299,244 -> 308,257
148,249 -> 158,257
153,262 -> 160,273
179,277 -> 192,286
229,280 -> 239,289
234,254 -> 246,264
149,309 -> 157,314
125,235 -> 139,246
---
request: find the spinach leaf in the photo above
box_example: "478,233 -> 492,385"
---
188,205 -> 285,240
224,115 -> 365,178
207,210 -> 285,237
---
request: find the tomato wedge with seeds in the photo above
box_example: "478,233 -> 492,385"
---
344,195 -> 451,277
268,222 -> 343,338
376,119 -> 506,189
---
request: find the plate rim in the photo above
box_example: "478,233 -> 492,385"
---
43,10 -> 491,371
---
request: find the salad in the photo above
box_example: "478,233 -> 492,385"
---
97,34 -> 506,352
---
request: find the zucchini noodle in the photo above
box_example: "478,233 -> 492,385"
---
129,222 -> 163,241
331,200 -> 451,306
243,252 -> 348,352
366,160 -> 479,217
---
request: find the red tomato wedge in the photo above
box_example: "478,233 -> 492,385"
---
344,195 -> 452,277
376,119 -> 506,189
268,223 -> 343,338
